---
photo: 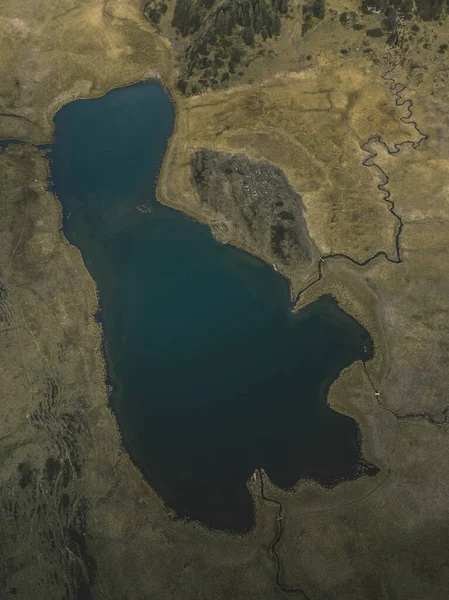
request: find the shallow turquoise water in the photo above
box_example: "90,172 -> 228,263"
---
48,81 -> 374,532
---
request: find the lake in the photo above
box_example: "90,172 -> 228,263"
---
48,81 -> 374,532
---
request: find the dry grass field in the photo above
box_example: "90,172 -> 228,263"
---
158,61 -> 422,293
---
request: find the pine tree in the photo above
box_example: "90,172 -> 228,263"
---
312,0 -> 325,19
383,6 -> 397,30
243,24 -> 255,45
216,10 -> 228,35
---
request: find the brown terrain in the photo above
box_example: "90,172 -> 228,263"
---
1,0 -> 449,598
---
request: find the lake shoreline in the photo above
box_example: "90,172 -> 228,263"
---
47,80 -> 379,533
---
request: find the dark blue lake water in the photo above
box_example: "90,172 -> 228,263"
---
48,81 -> 374,532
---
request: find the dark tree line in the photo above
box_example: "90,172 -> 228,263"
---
214,0 -> 283,41
172,0 -> 285,42
172,0 -> 216,36
302,0 -> 326,35
143,1 -> 168,27
172,0 -> 289,94
361,0 -> 446,21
